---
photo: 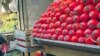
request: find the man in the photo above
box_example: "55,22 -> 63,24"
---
0,35 -> 6,56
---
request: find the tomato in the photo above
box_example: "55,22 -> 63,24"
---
92,0 -> 100,5
84,29 -> 92,37
55,21 -> 61,28
95,3 -> 100,12
47,29 -> 51,34
52,17 -> 57,23
92,29 -> 100,39
55,12 -> 61,19
62,29 -> 68,36
61,22 -> 67,29
76,29 -> 84,37
73,5 -> 83,15
80,0 -> 92,5
51,34 -> 58,40
96,37 -> 100,45
68,30 -> 75,36
59,14 -> 67,22
69,2 -> 78,11
67,24 -> 72,30
80,22 -> 87,30
49,23 -> 55,29
80,13 -> 89,22
97,22 -> 100,29
69,11 -> 74,16
46,17 -> 52,24
44,34 -> 48,39
71,36 -> 79,42
64,35 -> 71,42
83,5 -> 95,14
85,37 -> 95,44
55,28 -> 62,35
50,29 -> 55,35
98,13 -> 100,20
89,11 -> 99,19
66,17 -> 73,24
54,8 -> 61,13
40,33 -> 44,38
78,37 -> 85,43
50,12 -> 55,17
47,34 -> 52,39
73,15 -> 80,23
72,23 -> 80,31
65,7 -> 70,14
38,29 -> 42,33
58,35 -> 64,41
60,5 -> 66,13
87,19 -> 98,30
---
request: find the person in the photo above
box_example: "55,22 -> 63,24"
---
0,35 -> 6,56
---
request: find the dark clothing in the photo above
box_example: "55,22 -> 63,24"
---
0,35 -> 6,56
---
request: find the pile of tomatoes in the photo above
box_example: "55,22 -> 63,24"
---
32,0 -> 100,45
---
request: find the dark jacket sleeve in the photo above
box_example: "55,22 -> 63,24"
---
0,35 -> 6,44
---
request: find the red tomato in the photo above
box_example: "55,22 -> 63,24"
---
55,28 -> 62,35
62,29 -> 68,36
69,2 -> 78,11
47,29 -> 51,34
47,34 -> 52,39
65,7 -> 70,14
58,35 -> 64,41
85,37 -> 95,44
89,11 -> 99,19
66,17 -> 73,24
50,12 -> 55,17
46,17 -> 52,24
92,0 -> 100,5
51,34 -> 58,40
98,13 -> 100,20
64,35 -> 71,42
97,22 -> 100,29
72,23 -> 80,31
52,17 -> 58,23
50,29 -> 55,35
67,24 -> 72,30
40,33 -> 44,38
73,15 -> 80,23
96,36 -> 100,45
83,5 -> 95,14
76,29 -> 84,37
55,21 -> 61,28
61,22 -> 67,29
80,13 -> 89,22
92,29 -> 100,39
78,37 -> 85,43
80,22 -> 87,30
71,36 -> 79,42
87,19 -> 98,30
55,12 -> 61,19
84,29 -> 92,37
59,14 -> 67,22
68,30 -> 75,36
54,8 -> 61,13
49,23 -> 55,29
73,5 -> 83,15
60,5 -> 66,13
80,0 -> 92,5
95,3 -> 100,12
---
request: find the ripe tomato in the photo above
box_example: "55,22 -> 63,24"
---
55,28 -> 62,35
85,37 -> 95,44
73,15 -> 80,23
89,11 -> 99,19
71,36 -> 79,42
49,23 -> 55,29
59,14 -> 67,22
83,5 -> 95,14
84,29 -> 92,37
52,17 -> 58,23
62,29 -> 68,36
64,35 -> 71,42
66,17 -> 73,24
68,30 -> 76,36
80,13 -> 89,22
92,29 -> 100,39
67,24 -> 72,30
76,29 -> 84,37
58,35 -> 64,41
97,22 -> 100,29
96,37 -> 100,45
55,12 -> 61,19
61,22 -> 67,29
50,29 -> 55,35
92,0 -> 100,5
69,2 -> 78,11
73,5 -> 83,15
80,22 -> 87,30
72,23 -> 80,31
51,34 -> 58,40
87,19 -> 98,30
95,3 -> 100,12
65,7 -> 70,14
55,21 -> 61,28
78,37 -> 85,43
80,0 -> 92,5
